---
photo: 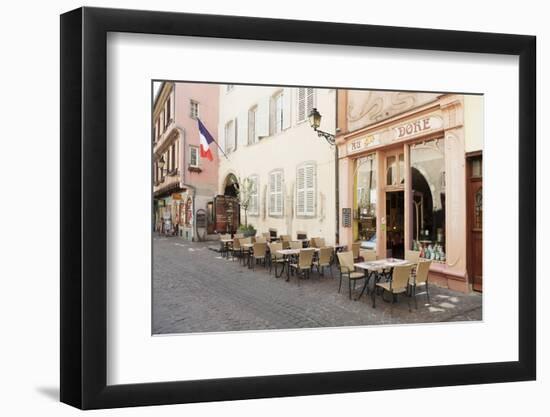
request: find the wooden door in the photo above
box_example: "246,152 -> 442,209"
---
467,155 -> 483,292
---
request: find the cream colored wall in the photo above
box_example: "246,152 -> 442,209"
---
218,85 -> 337,244
464,95 -> 484,153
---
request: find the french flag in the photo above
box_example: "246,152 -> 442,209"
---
198,119 -> 215,161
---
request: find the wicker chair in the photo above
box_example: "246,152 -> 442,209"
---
250,242 -> 267,270
409,260 -> 432,308
289,249 -> 315,283
268,242 -> 285,277
289,241 -> 302,250
280,235 -> 291,249
313,247 -> 334,278
336,251 -> 366,299
372,264 -> 415,312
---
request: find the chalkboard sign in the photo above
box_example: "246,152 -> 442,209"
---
342,208 -> 352,227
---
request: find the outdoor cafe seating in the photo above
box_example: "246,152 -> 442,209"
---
288,248 -> 315,283
409,259 -> 432,308
250,242 -> 268,270
312,247 -> 334,278
216,233 -> 433,314
372,264 -> 415,312
336,251 -> 367,299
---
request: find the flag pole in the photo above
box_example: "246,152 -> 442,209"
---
198,118 -> 229,160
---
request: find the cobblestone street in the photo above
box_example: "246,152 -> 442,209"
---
153,236 -> 482,334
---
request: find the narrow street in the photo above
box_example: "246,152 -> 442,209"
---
153,236 -> 482,334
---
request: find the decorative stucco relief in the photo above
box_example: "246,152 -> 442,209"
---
347,91 -> 440,132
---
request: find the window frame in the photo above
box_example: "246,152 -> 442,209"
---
190,99 -> 200,120
189,145 -> 200,168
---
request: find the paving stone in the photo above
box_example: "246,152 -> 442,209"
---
152,236 -> 482,334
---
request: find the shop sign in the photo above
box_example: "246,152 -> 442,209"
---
171,193 -> 182,200
393,116 -> 443,141
347,134 -> 380,155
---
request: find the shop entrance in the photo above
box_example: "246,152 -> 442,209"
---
386,190 -> 404,259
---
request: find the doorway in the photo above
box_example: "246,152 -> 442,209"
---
467,154 -> 483,292
386,190 -> 404,259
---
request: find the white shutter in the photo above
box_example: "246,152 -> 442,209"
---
296,166 -> 305,216
305,164 -> 316,216
269,172 -> 276,215
237,111 -> 247,147
256,96 -> 270,138
276,171 -> 284,215
297,88 -> 306,122
306,88 -> 315,117
282,88 -> 291,130
233,118 -> 239,150
218,122 -> 225,152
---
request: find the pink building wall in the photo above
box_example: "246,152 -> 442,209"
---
174,82 -> 220,195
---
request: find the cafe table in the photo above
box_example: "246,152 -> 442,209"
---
276,248 -> 319,280
220,238 -> 233,258
241,242 -> 255,267
353,258 -> 415,301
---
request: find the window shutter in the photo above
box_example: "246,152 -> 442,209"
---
297,88 -> 306,122
256,96 -> 270,138
276,172 -> 283,215
234,118 -> 238,151
238,111 -> 248,147
269,95 -> 277,135
282,88 -> 291,130
305,164 -> 316,215
296,166 -> 305,216
269,173 -> 276,214
306,88 -> 315,117
248,108 -> 255,144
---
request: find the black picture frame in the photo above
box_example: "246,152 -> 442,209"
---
60,6 -> 536,410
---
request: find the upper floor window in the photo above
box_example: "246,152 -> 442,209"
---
189,146 -> 199,168
297,88 -> 315,122
269,170 -> 284,216
296,163 -> 316,216
190,100 -> 200,119
248,106 -> 258,145
270,91 -> 284,135
226,84 -> 234,93
225,120 -> 235,153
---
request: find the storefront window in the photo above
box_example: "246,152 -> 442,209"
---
355,155 -> 377,246
411,138 -> 446,261
386,155 -> 396,186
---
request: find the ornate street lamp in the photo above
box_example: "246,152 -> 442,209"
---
308,106 -> 339,243
158,155 -> 166,171
308,107 -> 335,145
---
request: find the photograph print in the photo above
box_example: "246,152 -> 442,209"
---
152,82 -> 483,335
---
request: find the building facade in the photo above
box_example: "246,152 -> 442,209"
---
336,90 -> 483,292
153,82 -> 220,241
217,84 -> 337,243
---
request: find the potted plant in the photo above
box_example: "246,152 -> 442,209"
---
238,224 -> 256,237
